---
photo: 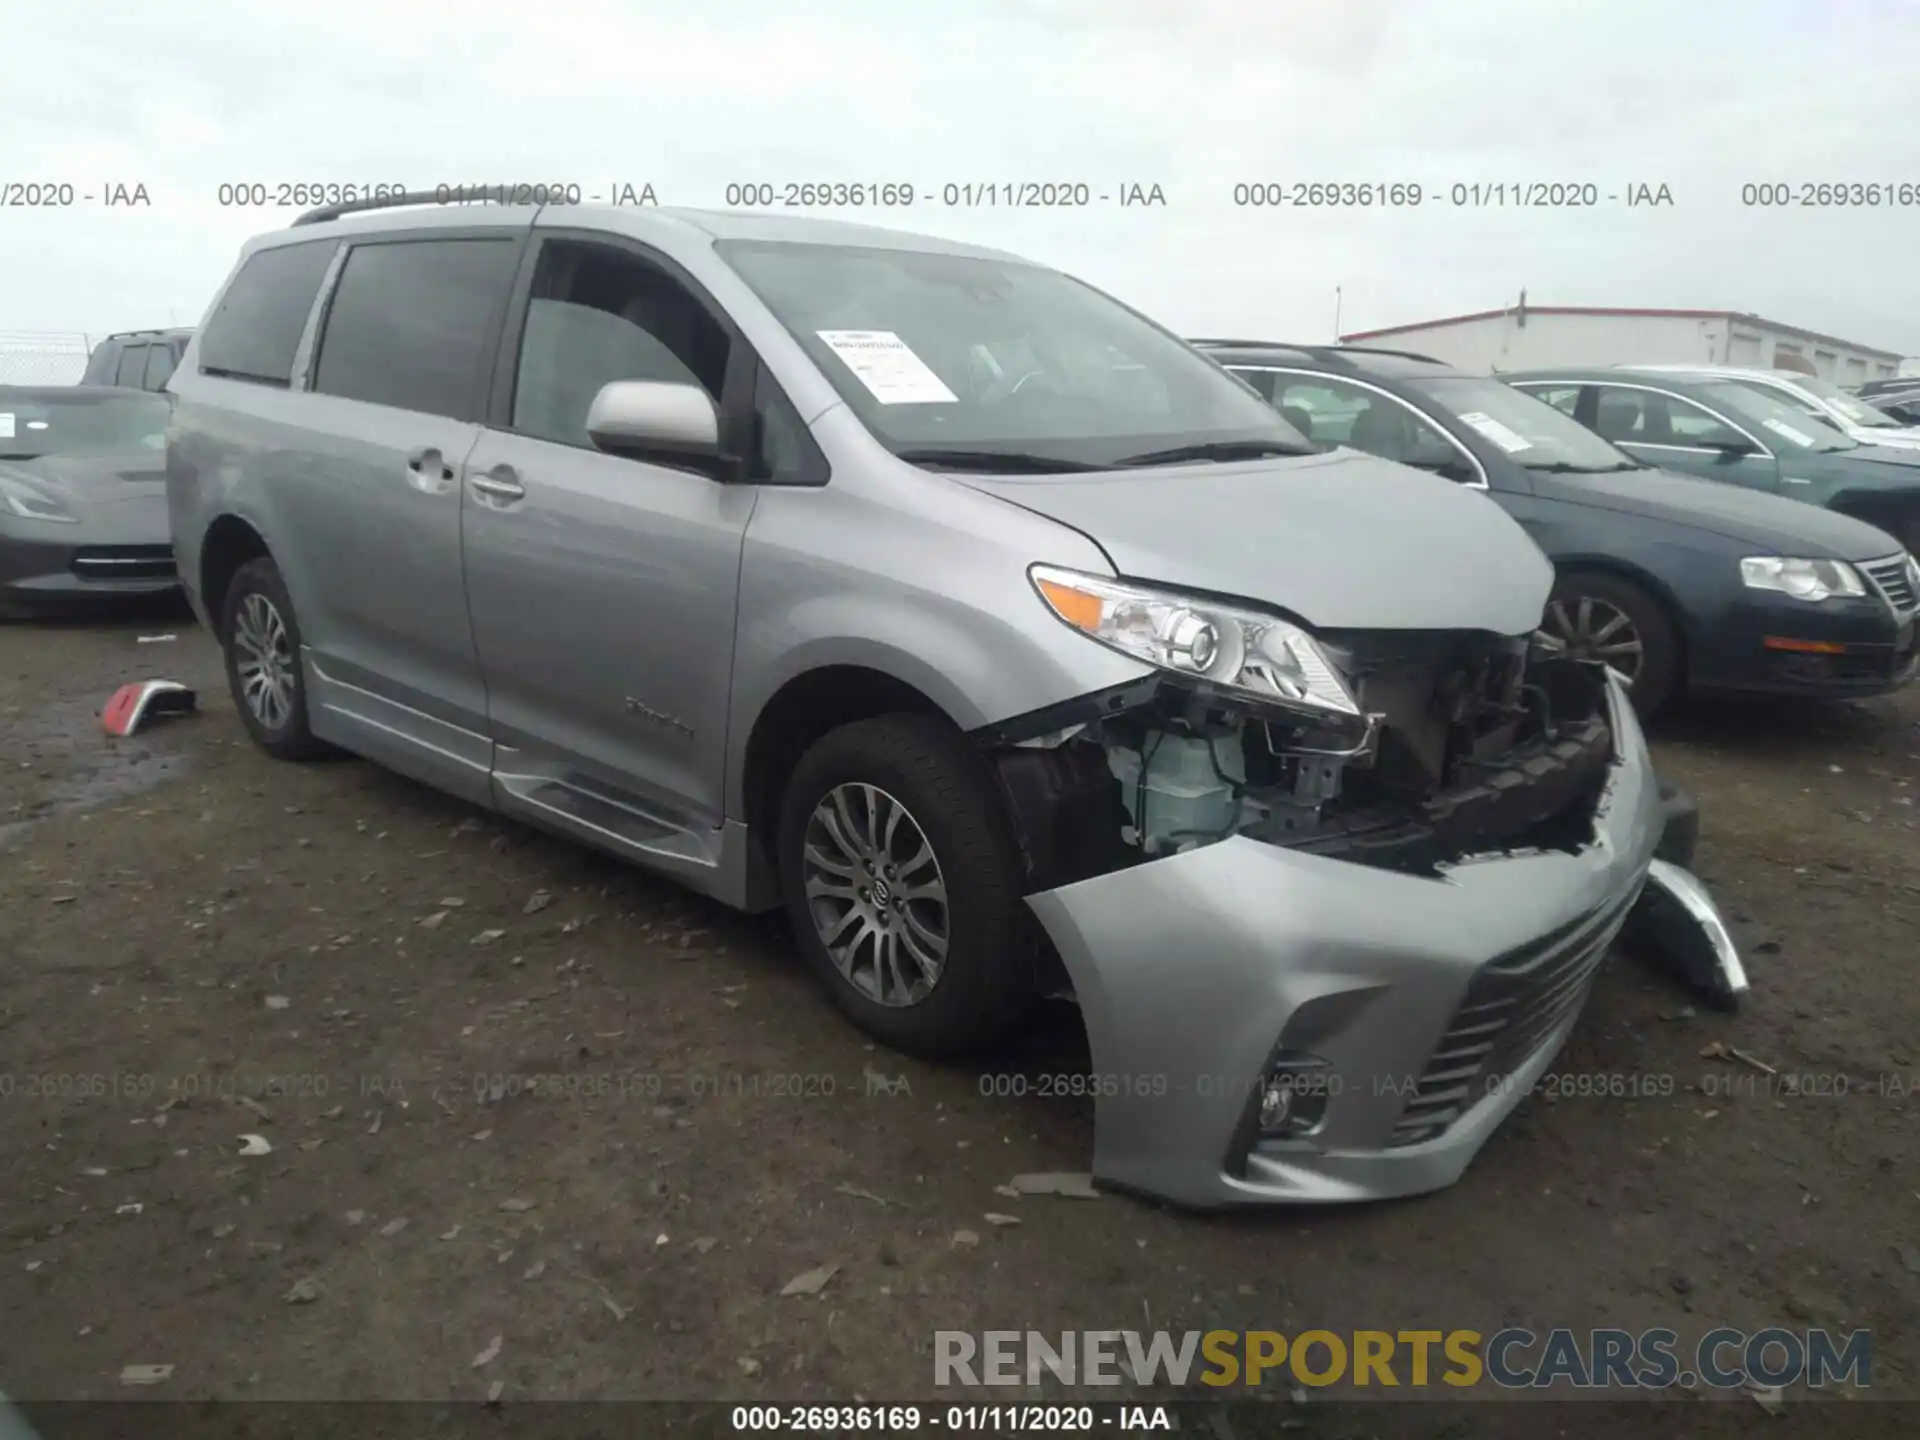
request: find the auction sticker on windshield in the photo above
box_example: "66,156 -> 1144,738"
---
0,414 -> 14,439
1762,417 -> 1816,446
815,330 -> 959,405
1456,411 -> 1533,452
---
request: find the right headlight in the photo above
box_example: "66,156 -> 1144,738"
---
1738,556 -> 1864,602
0,474 -> 79,524
1029,564 -> 1360,721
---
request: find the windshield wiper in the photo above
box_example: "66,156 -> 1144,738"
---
1111,439 -> 1313,468
894,448 -> 1102,474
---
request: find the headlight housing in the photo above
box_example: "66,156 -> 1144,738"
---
1738,556 -> 1864,602
1029,564 -> 1360,721
0,475 -> 79,524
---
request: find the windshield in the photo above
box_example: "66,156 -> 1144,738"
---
1412,376 -> 1641,472
718,240 -> 1310,469
1782,373 -> 1907,429
0,392 -> 171,461
1700,382 -> 1857,452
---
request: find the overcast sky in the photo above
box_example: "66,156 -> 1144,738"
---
7,0 -> 1919,356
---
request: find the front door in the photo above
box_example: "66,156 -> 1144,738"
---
461,234 -> 760,877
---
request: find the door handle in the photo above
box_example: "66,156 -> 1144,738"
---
469,472 -> 526,503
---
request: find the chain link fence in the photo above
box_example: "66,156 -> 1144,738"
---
0,332 -> 94,385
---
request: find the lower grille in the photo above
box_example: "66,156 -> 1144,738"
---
71,546 -> 175,581
1388,877 -> 1646,1147
1861,553 -> 1918,614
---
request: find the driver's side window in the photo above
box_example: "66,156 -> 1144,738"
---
1277,375 -> 1471,482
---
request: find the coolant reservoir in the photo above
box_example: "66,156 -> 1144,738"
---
1107,733 -> 1245,854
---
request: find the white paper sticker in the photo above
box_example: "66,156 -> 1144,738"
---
0,413 -> 13,439
1762,417 -> 1815,446
1455,411 -> 1533,453
815,330 -> 958,405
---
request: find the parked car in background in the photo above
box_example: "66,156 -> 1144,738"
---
1194,342 -> 1919,713
1853,381 -> 1920,427
164,194 -> 1726,1207
80,328 -> 195,393
1626,364 -> 1920,453
0,385 -> 177,616
1505,367 -> 1920,556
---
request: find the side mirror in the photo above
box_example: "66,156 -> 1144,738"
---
1709,437 -> 1758,459
586,381 -> 735,477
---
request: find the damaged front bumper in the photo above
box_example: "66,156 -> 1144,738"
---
1019,671 -> 1731,1208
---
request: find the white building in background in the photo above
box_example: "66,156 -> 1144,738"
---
1340,303 -> 1907,385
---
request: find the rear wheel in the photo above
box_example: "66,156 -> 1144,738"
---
1543,571 -> 1680,717
219,557 -> 331,761
776,714 -> 1034,1057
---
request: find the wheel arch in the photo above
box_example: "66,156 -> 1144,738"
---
198,514 -> 273,638
1548,555 -> 1693,688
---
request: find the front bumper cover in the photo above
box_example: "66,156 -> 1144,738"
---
1022,671 -> 1708,1208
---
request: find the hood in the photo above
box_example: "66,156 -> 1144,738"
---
957,448 -> 1553,634
1832,442 -> 1920,471
1528,466 -> 1903,560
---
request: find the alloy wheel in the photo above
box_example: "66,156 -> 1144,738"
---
233,592 -> 296,730
801,782 -> 950,1008
1545,594 -> 1644,685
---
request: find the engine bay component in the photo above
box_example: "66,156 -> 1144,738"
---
984,628 -> 1616,890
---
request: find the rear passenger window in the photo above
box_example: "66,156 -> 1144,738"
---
142,344 -> 175,390
114,345 -> 148,387
197,239 -> 339,387
1527,386 -> 1582,418
314,239 -> 520,421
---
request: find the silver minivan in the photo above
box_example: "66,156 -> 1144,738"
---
166,198 -> 1738,1207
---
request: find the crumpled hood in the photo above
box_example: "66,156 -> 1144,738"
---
1529,466 -> 1906,560
958,448 -> 1553,633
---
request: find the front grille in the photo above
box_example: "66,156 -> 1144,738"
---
1388,877 -> 1646,1147
1860,553 -> 1918,614
71,546 -> 175,581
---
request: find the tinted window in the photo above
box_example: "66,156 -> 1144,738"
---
1525,385 -> 1582,418
314,239 -> 519,420
1591,387 -> 1747,447
1270,373 -> 1468,479
1224,367 -> 1277,402
198,240 -> 339,386
142,344 -> 176,389
114,345 -> 148,387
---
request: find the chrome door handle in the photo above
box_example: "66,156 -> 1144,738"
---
469,474 -> 525,501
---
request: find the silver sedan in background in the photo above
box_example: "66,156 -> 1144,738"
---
0,385 -> 177,618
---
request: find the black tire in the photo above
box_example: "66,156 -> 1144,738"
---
1546,570 -> 1681,717
776,714 -> 1033,1058
218,556 -> 331,761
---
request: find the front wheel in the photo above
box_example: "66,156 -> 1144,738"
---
219,556 -> 331,761
1543,571 -> 1681,717
776,714 -> 1034,1058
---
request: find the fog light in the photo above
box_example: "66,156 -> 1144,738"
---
1255,1051 -> 1337,1139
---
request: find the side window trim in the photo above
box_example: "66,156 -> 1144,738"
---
304,228 -> 529,422
1527,381 -> 1772,459
1227,365 -> 1490,489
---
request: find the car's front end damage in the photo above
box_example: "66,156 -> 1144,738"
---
974,580 -> 1734,1208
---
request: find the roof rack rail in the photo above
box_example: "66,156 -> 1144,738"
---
1327,343 -> 1446,364
1188,337 -> 1296,349
104,327 -> 190,339
290,188 -> 537,228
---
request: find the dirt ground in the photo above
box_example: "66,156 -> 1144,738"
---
2,602 -> 1917,1436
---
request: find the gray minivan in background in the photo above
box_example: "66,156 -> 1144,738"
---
165,196 -> 1735,1207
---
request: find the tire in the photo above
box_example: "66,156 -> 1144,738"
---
776,714 -> 1033,1058
218,556 -> 331,761
1544,571 -> 1680,717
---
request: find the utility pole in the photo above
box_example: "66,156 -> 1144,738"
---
1332,286 -> 1343,342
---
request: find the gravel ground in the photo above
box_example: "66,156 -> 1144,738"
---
1,604 -> 1916,1437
